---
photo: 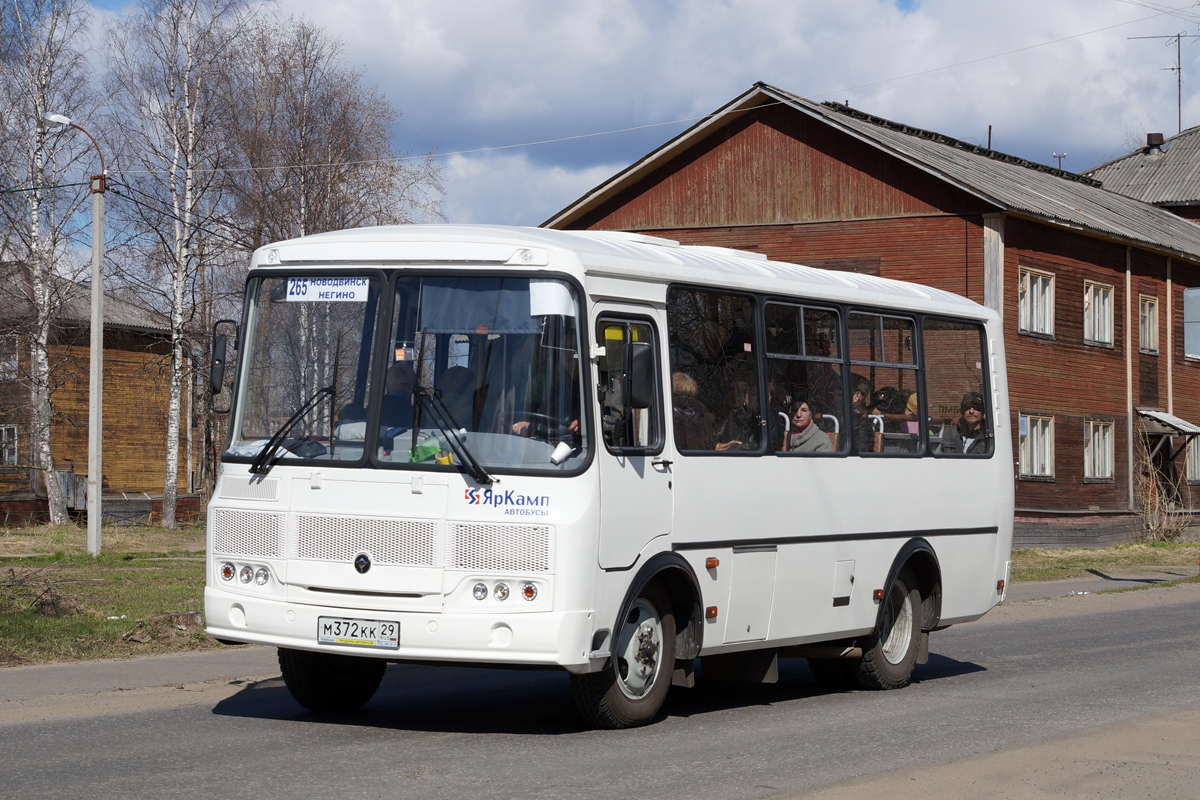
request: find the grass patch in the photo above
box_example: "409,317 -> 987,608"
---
0,522 -> 206,557
0,551 -> 215,666
1011,542 -> 1200,582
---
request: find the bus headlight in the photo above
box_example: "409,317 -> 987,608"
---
220,563 -> 235,581
239,566 -> 254,584
521,582 -> 537,601
254,567 -> 270,586
494,583 -> 510,601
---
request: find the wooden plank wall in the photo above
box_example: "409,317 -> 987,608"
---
573,105 -> 994,231
48,341 -> 189,495
1002,219 -> 1187,512
643,215 -> 987,305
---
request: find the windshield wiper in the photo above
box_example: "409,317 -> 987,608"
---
413,386 -> 495,485
249,384 -> 334,475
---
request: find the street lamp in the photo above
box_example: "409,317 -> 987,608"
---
42,112 -> 106,556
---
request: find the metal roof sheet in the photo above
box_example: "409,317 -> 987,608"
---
759,85 -> 1200,263
1083,126 -> 1200,206
52,276 -> 171,333
1,269 -> 171,334
1137,408 -> 1200,436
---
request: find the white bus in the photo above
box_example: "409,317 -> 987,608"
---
205,225 -> 1013,728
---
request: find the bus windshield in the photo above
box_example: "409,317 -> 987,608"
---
225,273 -> 589,474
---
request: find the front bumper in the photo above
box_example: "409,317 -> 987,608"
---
205,587 -> 595,669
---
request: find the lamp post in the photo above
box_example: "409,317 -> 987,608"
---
43,112 -> 105,556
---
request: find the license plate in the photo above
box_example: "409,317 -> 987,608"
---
317,616 -> 399,650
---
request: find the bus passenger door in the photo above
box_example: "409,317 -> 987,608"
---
594,314 -> 673,569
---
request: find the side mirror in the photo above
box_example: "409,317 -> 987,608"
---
628,341 -> 654,409
210,319 -> 239,413
209,333 -> 227,396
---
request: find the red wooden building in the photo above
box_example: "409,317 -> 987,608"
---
544,83 -> 1200,544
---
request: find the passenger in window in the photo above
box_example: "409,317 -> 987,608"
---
850,374 -> 875,453
785,400 -> 833,453
714,375 -> 760,451
939,392 -> 991,454
672,372 -> 713,450
437,366 -> 476,430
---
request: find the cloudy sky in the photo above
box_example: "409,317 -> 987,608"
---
90,0 -> 1200,227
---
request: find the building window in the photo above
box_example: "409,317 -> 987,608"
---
1020,413 -> 1054,477
1084,420 -> 1114,480
1019,267 -> 1054,336
0,425 -> 15,466
1188,437 -> 1200,483
0,336 -> 16,381
1083,281 -> 1113,345
1139,295 -> 1159,354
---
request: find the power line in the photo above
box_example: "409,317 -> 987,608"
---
0,181 -> 91,195
107,181 -> 245,247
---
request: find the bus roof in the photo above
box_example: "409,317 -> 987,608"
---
253,224 -> 993,321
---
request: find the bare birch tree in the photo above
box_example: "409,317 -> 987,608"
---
106,0 -> 248,528
0,0 -> 98,525
221,16 -> 444,251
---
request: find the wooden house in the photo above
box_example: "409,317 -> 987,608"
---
0,272 -> 197,524
544,83 -> 1200,544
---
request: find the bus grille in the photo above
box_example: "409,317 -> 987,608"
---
218,476 -> 280,501
294,514 -> 439,567
211,510 -> 285,558
447,523 -> 552,572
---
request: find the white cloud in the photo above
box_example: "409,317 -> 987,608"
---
92,0 -> 1200,221
442,152 -> 623,225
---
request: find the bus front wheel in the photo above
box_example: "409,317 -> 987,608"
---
852,569 -> 921,690
277,647 -> 386,712
570,584 -> 676,729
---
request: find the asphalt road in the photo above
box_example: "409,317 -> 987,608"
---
3,583 -> 1200,799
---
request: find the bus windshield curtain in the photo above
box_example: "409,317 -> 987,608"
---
417,278 -> 545,335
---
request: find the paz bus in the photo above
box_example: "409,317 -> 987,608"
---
205,224 -> 1013,728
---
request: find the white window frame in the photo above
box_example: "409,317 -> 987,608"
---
1019,267 -> 1055,336
0,335 -> 16,381
1084,420 -> 1113,480
1139,294 -> 1159,354
1187,437 -> 1200,483
1019,413 -> 1054,477
0,425 -> 16,467
1083,281 -> 1114,345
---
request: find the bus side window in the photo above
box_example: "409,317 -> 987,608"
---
924,318 -> 991,456
848,313 -> 920,455
667,288 -> 760,453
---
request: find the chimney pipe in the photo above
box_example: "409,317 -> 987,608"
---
1147,132 -> 1165,154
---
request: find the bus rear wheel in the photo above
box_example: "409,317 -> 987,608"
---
277,647 -> 386,712
570,584 -> 676,729
852,570 -> 921,690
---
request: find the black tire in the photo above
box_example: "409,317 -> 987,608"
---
851,570 -> 922,690
807,657 -> 855,690
570,583 -> 676,729
277,647 -> 387,712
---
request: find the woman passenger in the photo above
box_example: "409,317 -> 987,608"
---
785,399 -> 833,453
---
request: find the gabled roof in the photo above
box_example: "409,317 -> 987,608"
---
0,267 -> 170,335
1084,126 -> 1200,206
544,82 -> 1200,264
52,275 -> 170,334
